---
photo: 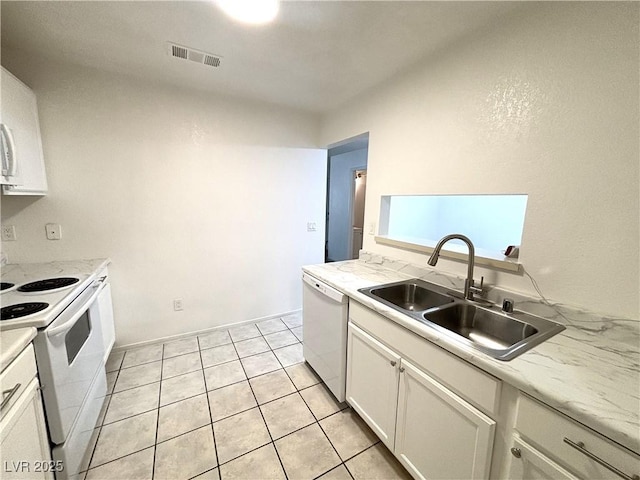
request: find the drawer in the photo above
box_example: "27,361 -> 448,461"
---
0,344 -> 37,419
349,300 -> 501,416
515,393 -> 640,480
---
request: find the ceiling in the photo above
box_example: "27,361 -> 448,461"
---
1,1 -> 524,114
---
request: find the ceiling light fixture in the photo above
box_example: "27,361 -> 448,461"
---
216,0 -> 279,25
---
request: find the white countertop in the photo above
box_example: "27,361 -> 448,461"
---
303,253 -> 640,454
0,327 -> 37,372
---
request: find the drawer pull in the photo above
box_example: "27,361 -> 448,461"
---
510,447 -> 522,458
1,383 -> 22,411
390,360 -> 397,367
563,437 -> 639,480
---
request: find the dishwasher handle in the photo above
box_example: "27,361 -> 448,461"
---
303,273 -> 346,303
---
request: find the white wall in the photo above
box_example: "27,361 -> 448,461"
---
1,52 -> 326,346
321,3 -> 639,319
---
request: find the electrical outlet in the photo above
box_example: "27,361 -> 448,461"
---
368,222 -> 376,235
46,224 -> 62,240
1,225 -> 16,241
173,299 -> 183,311
307,222 -> 317,232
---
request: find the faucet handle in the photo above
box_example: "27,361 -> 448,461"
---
470,276 -> 484,294
502,298 -> 514,313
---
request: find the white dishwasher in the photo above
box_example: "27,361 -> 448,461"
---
302,273 -> 348,402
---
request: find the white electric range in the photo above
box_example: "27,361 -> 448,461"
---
0,259 -> 113,479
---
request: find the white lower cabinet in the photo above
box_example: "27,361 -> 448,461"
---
0,345 -> 52,480
346,321 -> 496,480
506,436 -> 578,480
1,380 -> 52,480
346,322 -> 400,450
513,394 -> 640,480
395,359 -> 495,480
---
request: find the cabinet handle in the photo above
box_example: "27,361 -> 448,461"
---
510,447 -> 522,458
1,383 -> 21,411
390,360 -> 397,367
563,437 -> 639,480
399,367 -> 405,373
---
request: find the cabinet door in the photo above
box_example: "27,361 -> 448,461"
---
395,359 -> 495,480
1,379 -> 53,479
506,437 -> 578,480
346,322 -> 401,450
1,67 -> 47,195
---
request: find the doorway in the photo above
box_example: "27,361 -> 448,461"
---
325,134 -> 369,262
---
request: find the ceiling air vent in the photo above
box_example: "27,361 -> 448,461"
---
167,42 -> 222,68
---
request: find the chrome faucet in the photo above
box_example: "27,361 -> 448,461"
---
427,234 -> 484,301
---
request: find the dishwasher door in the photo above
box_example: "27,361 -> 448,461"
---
302,273 -> 348,402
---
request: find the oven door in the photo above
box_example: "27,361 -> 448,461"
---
33,277 -> 107,444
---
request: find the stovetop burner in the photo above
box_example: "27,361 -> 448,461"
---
0,282 -> 15,291
1,302 -> 50,320
17,277 -> 80,293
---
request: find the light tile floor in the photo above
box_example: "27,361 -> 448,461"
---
84,313 -> 411,480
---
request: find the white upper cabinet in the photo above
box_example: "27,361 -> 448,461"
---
1,66 -> 48,195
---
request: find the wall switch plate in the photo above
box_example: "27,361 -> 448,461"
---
368,222 -> 376,235
46,224 -> 62,240
173,299 -> 183,311
1,225 -> 16,241
307,222 -> 317,232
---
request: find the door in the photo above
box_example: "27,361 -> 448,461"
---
506,436 -> 578,480
351,170 -> 366,258
395,359 -> 496,480
326,141 -> 368,262
346,322 -> 400,450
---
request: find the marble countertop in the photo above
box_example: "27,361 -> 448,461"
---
0,327 -> 37,372
303,252 -> 640,454
1,258 -> 110,283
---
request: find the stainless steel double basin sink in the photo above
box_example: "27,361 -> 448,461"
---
358,279 -> 565,361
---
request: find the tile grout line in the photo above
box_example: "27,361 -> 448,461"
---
315,413 -> 358,478
150,343 -> 165,480
92,320 -> 315,478
294,382 -> 347,478
229,327 -> 291,480
275,322 -> 362,480
84,355 -> 156,475
82,353 -> 123,477
198,335 -> 222,480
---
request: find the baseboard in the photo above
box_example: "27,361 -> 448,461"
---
112,308 -> 302,353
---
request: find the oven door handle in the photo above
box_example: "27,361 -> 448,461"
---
46,280 -> 107,338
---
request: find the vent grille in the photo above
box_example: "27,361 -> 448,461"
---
204,55 -> 221,67
167,42 -> 222,68
171,45 -> 188,60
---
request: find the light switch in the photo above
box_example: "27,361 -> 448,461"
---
46,224 -> 62,240
307,222 -> 317,232
368,222 -> 376,235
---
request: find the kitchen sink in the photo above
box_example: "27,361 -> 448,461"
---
367,280 -> 455,312
358,279 -> 565,361
423,303 -> 538,349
